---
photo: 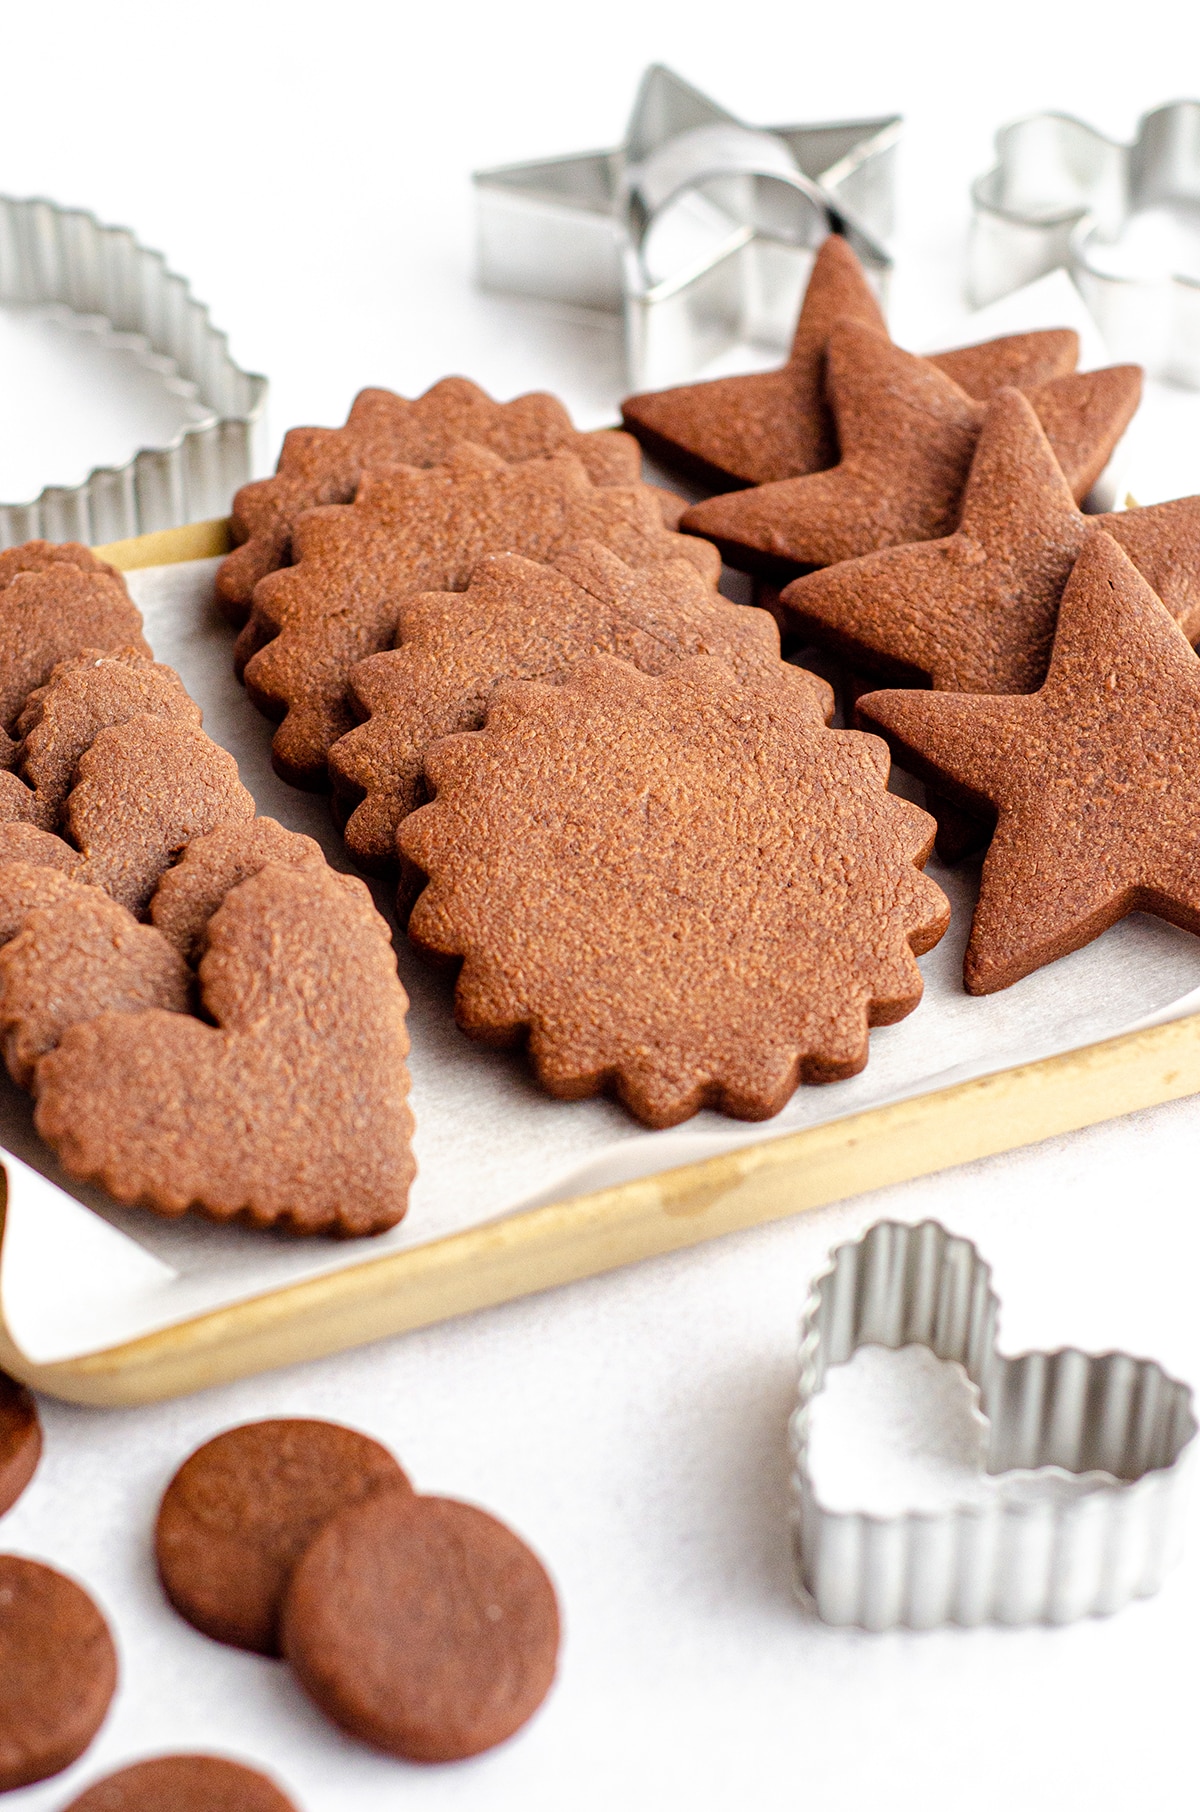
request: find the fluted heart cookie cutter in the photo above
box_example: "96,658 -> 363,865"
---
788,1218 -> 1196,1630
969,102 -> 1200,385
474,63 -> 898,391
0,194 -> 267,549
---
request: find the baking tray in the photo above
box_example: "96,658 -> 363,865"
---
2,518 -> 1199,1408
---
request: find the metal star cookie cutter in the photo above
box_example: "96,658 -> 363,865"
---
788,1218 -> 1196,1630
969,102 -> 1200,385
474,64 -> 899,391
0,193 -> 267,549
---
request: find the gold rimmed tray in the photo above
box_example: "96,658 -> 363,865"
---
1,518 -> 1197,1406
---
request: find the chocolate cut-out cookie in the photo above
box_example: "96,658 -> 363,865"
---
216,377 -> 644,619
0,563 -> 150,761
281,1491 -> 560,1763
0,876 -> 192,1087
781,388 -> 1200,694
0,821 -> 82,874
35,864 -> 415,1233
0,859 -> 94,947
16,649 -> 201,832
330,541 -> 833,872
66,716 -> 256,914
238,443 -> 722,789
0,1371 -> 41,1518
157,1419 -> 411,1655
858,531 -> 1200,993
621,233 -> 1079,491
151,817 -> 331,961
402,656 -> 948,1127
0,771 -> 37,823
681,324 -> 1141,578
0,1555 -> 118,1791
62,1754 -> 300,1812
0,539 -> 116,588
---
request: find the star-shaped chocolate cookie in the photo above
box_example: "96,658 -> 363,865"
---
620,234 -> 1081,492
779,388 -> 1200,693
680,324 -> 1142,578
857,531 -> 1200,994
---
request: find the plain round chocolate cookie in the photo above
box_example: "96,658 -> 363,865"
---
0,1554 -> 118,1791
281,1490 -> 560,1762
0,1371 -> 42,1516
61,1753 -> 299,1811
156,1418 -> 410,1656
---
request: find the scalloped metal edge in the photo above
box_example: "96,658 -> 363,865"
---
0,194 -> 267,548
968,102 -> 1200,384
789,1218 -> 1196,1629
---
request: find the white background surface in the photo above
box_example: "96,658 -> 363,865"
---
3,3 -> 1200,1808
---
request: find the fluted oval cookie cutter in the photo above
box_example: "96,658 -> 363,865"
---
788,1218 -> 1196,1630
969,102 -> 1200,385
0,194 -> 267,548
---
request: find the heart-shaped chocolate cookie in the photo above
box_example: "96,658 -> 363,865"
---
789,1219 -> 1196,1629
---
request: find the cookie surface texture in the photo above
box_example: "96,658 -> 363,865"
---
680,325 -> 1140,576
157,1419 -> 411,1655
217,376 -> 642,616
16,649 -> 201,832
402,656 -> 948,1127
0,880 -> 192,1088
0,1554 -> 118,1791
330,541 -> 832,871
0,1371 -> 41,1517
66,716 -> 256,914
858,531 -> 1200,993
34,863 -> 415,1233
0,562 -> 150,755
281,1491 -> 560,1762
61,1754 -> 299,1812
150,817 -> 330,960
780,388 -> 1200,694
621,232 -> 1079,491
238,443 -> 721,787
0,822 -> 83,874
620,234 -> 887,488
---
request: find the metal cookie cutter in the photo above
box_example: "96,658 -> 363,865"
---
474,64 -> 899,391
788,1218 -> 1196,1630
0,194 -> 267,548
969,102 -> 1200,386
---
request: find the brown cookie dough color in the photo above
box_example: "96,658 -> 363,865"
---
330,542 -> 832,872
150,817 -> 330,961
620,233 -> 1080,492
282,1491 -> 560,1762
858,531 -> 1200,992
0,1372 -> 41,1516
680,325 -> 1140,577
780,388 -> 1200,695
401,655 -> 948,1127
62,1754 -> 299,1812
216,375 -> 643,618
0,882 -> 192,1089
0,1555 -> 117,1791
0,560 -> 150,759
34,864 -> 415,1234
15,649 -> 201,833
236,442 -> 721,788
157,1418 -> 411,1655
